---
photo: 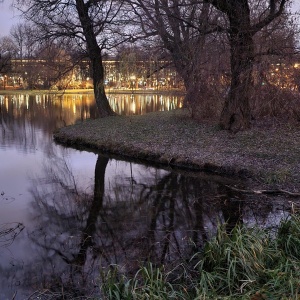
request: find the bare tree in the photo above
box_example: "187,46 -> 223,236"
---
128,1 -> 226,108
15,0 -> 123,117
130,0 -> 295,128
0,36 -> 17,76
10,23 -> 38,60
204,0 -> 290,131
10,23 -> 25,61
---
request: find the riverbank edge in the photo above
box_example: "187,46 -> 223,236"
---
53,109 -> 300,190
0,88 -> 185,96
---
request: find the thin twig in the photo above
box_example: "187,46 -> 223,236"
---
225,185 -> 300,197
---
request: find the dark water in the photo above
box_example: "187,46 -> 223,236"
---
0,92 -> 293,299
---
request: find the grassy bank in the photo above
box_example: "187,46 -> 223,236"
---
53,109 -> 300,188
101,214 -> 300,299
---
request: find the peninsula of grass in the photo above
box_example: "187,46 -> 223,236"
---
53,108 -> 300,188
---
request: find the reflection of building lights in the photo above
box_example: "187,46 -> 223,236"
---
166,98 -> 170,109
0,93 -> 183,121
130,99 -> 136,113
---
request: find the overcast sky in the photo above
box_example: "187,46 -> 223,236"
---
0,1 -> 300,38
0,1 -> 20,36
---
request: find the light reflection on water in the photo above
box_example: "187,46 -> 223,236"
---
0,92 -> 294,299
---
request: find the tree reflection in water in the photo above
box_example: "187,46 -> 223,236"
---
5,152 -> 288,298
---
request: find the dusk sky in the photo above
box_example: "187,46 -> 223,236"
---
0,1 -> 20,36
0,1 -> 300,38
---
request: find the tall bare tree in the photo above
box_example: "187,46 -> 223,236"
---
130,0 -> 294,129
10,23 -> 38,60
128,1 -> 226,109
10,23 -> 25,61
0,36 -> 17,74
204,0 -> 290,131
16,0 -> 123,117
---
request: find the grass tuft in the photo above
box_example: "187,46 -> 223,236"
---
101,214 -> 300,299
101,263 -> 188,299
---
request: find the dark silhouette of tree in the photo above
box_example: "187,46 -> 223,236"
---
204,0 -> 289,131
129,0 -> 294,127
16,0 -> 120,117
0,37 -> 16,75
10,23 -> 38,59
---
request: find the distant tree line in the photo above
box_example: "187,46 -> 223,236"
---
0,0 -> 299,130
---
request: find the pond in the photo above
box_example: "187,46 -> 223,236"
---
0,92 -> 294,299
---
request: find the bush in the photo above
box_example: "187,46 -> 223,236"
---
251,84 -> 300,121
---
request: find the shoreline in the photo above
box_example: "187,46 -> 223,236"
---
53,109 -> 300,190
0,88 -> 185,96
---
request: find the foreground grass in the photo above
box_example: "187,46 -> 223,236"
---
54,109 -> 300,187
101,214 -> 300,299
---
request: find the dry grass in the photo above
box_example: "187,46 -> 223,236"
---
53,108 -> 300,189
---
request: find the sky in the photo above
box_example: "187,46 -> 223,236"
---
0,1 -> 300,38
0,0 -> 21,36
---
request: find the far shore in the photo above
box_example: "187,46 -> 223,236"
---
53,108 -> 300,191
0,87 -> 185,95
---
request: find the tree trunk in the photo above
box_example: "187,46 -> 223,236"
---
91,52 -> 116,117
219,1 -> 254,131
76,0 -> 115,117
172,47 -> 205,114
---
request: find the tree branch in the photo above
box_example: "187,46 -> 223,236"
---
251,0 -> 288,35
203,0 -> 229,13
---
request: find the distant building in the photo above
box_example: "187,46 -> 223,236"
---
1,57 -> 183,90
